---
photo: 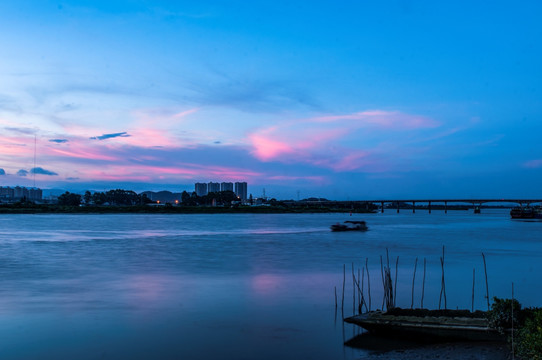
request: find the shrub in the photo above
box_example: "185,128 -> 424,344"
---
487,297 -> 521,333
516,308 -> 542,360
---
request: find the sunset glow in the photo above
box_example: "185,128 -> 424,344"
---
0,1 -> 540,199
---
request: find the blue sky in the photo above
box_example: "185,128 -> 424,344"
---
0,0 -> 541,199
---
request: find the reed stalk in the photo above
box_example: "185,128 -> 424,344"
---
342,264 -> 345,313
411,257 -> 418,309
380,255 -> 385,310
482,252 -> 490,311
439,246 -> 447,309
471,268 -> 475,312
352,263 -> 355,315
421,258 -> 426,308
394,256 -> 399,307
366,258 -> 371,311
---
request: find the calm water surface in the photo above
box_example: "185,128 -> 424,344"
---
0,210 -> 540,359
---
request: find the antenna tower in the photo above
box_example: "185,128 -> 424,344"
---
33,135 -> 37,188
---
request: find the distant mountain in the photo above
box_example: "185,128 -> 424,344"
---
141,191 -> 183,204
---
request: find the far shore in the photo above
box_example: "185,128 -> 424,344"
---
0,204 -> 379,214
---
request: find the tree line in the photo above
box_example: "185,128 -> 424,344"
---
58,189 -> 152,206
57,189 -> 244,207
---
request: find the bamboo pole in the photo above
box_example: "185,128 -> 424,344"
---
358,268 -> 363,314
411,257 -> 418,309
482,252 -> 490,311
421,258 -> 426,308
366,258 -> 371,311
394,256 -> 399,307
511,282 -> 515,360
352,263 -> 355,315
471,268 -> 475,312
361,267 -> 367,313
380,255 -> 385,310
439,246 -> 447,310
342,264 -> 345,313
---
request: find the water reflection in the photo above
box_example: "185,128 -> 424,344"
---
0,211 -> 538,359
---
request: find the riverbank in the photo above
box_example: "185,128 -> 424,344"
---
0,204 -> 376,214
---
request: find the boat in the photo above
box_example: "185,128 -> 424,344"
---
344,308 -> 505,342
330,220 -> 368,232
510,206 -> 542,219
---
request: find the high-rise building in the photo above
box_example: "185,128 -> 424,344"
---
208,182 -> 221,193
234,182 -> 248,201
28,188 -> 42,201
195,182 -> 208,196
0,187 -> 14,200
13,186 -> 28,199
221,182 -> 233,192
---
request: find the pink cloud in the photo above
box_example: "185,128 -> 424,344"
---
314,110 -> 439,129
247,109 -> 440,172
47,145 -> 119,161
248,134 -> 294,161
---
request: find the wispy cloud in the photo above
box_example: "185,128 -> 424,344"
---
90,132 -> 131,140
17,169 -> 28,177
49,139 -> 69,143
188,74 -> 321,112
4,127 -> 37,135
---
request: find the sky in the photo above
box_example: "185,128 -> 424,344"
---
0,0 -> 541,199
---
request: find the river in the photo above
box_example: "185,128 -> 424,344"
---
0,209 -> 539,359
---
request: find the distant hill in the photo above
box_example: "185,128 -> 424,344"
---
141,191 -> 183,204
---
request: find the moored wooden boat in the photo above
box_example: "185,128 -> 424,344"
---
344,309 -> 506,342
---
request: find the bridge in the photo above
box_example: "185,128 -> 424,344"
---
293,199 -> 542,213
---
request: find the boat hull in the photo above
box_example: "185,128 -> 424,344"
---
344,311 -> 505,342
510,207 -> 542,219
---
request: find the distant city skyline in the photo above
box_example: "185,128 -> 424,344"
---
1,1 -> 541,199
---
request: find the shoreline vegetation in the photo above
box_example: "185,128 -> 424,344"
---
0,203 -> 378,214
339,249 -> 542,359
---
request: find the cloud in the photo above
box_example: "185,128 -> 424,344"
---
4,127 -> 37,135
524,159 -> 542,168
248,110 -> 440,171
17,169 -> 28,176
0,168 -> 5,175
49,139 -> 69,143
188,75 -> 321,112
30,167 -> 58,176
66,177 -> 80,180
90,132 -> 131,140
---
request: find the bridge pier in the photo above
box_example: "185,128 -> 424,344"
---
396,201 -> 399,213
428,201 -> 431,214
381,202 -> 384,213
445,201 -> 447,214
412,201 -> 415,213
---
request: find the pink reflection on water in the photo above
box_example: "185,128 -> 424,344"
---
124,274 -> 171,306
251,274 -> 282,296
